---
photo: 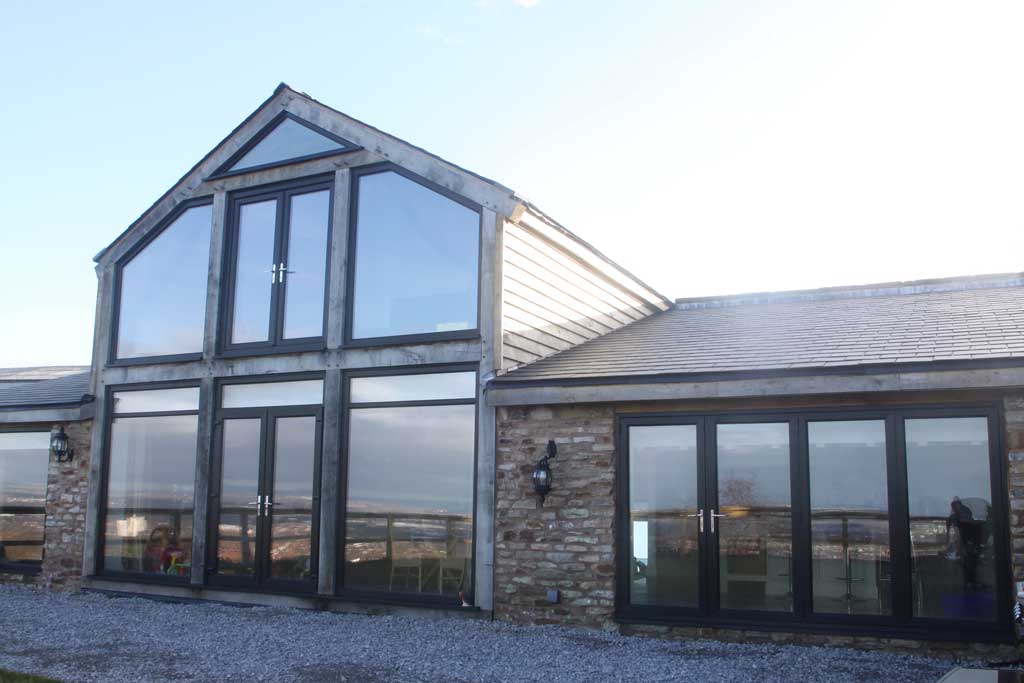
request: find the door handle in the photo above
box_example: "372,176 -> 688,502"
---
246,495 -> 264,515
686,509 -> 704,533
710,509 -> 727,533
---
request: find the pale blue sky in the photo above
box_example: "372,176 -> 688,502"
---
1,1 -> 1021,367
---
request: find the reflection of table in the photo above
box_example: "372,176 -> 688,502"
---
389,557 -> 468,593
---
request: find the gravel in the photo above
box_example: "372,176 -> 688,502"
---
0,584 -> 962,683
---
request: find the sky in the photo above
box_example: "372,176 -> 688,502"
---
1,0 -> 1022,367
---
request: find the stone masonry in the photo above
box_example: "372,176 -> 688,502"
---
1006,393 -> 1024,589
494,404 -> 617,629
0,420 -> 91,590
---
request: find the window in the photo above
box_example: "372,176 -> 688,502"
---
217,112 -> 358,176
115,202 -> 212,360
102,386 -> 199,579
348,168 -> 480,343
343,369 -> 476,599
0,432 -> 49,569
223,178 -> 332,352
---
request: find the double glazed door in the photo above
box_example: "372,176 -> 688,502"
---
624,418 -> 795,617
210,406 -> 322,592
621,409 -> 1010,638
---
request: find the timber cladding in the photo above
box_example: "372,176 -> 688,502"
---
494,391 -> 1024,654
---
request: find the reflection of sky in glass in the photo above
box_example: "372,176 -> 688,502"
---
350,372 -> 475,404
113,387 -> 199,414
809,420 -> 887,511
273,416 -> 316,507
629,425 -> 697,512
231,200 -> 276,344
717,423 -> 790,507
222,380 -> 323,408
351,171 -> 479,339
283,190 -> 330,339
346,404 -> 474,516
116,205 -> 211,359
0,432 -> 48,506
219,419 -> 260,508
107,416 -> 197,509
230,118 -> 344,172
906,417 -> 990,517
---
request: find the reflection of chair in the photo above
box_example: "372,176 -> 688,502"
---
389,558 -> 422,592
440,558 -> 466,594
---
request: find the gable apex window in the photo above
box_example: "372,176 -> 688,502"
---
212,112 -> 360,178
113,200 -> 212,362
220,176 -> 333,355
347,165 -> 481,345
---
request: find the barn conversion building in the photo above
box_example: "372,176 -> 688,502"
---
2,84 -> 1023,652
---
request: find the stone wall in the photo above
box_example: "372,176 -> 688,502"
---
0,420 -> 91,590
494,404 -> 617,628
1006,393 -> 1024,590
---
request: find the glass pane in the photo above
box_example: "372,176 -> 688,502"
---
229,117 -> 345,172
350,372 -> 476,404
112,387 -> 199,414
0,432 -> 49,565
628,425 -> 700,607
344,404 -> 475,596
716,423 -> 792,612
116,205 -> 211,359
269,416 -> 317,581
230,199 -> 277,344
351,171 -> 479,339
215,419 -> 261,578
906,417 -> 995,621
282,190 -> 330,339
103,416 -> 196,578
222,380 -> 323,408
809,420 -> 891,616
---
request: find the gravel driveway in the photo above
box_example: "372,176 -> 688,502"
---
0,584 -> 959,683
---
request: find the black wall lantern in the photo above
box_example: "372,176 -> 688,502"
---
51,426 -> 74,463
532,440 -> 557,505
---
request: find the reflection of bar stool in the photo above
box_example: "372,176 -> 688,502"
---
439,558 -> 466,594
389,558 -> 422,592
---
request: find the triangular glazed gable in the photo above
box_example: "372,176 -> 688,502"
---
214,111 -> 359,176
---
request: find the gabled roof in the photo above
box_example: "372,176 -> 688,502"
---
0,366 -> 89,382
0,371 -> 92,410
492,273 -> 1024,386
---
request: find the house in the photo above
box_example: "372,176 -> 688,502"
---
1,84 -> 1022,652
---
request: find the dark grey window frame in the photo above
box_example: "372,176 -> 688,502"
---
614,402 -> 1013,643
205,372 -> 325,595
207,111 -> 362,181
218,175 -> 335,358
108,197 -> 214,367
336,363 -> 479,608
95,379 -> 201,585
0,426 -> 51,575
344,163 -> 483,348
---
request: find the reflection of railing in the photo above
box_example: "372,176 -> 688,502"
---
215,505 -> 311,571
0,505 -> 46,562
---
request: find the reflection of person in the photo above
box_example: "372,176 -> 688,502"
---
143,526 -> 185,576
946,497 -> 983,589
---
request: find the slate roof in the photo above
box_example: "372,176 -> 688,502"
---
493,274 -> 1024,385
0,371 -> 92,409
0,366 -> 89,382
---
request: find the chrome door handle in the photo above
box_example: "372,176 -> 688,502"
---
686,509 -> 704,533
246,495 -> 263,515
710,509 -> 727,533
265,265 -> 278,284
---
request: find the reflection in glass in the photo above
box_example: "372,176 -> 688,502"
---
269,417 -> 317,581
809,421 -> 891,615
716,423 -> 792,612
0,432 -> 49,565
229,117 -> 345,172
222,380 -> 323,408
906,417 -> 995,621
230,199 -> 277,344
349,371 -> 476,404
104,416 -> 196,577
628,425 -> 700,607
215,419 -> 261,577
116,204 -> 211,359
282,190 -> 330,339
351,171 -> 479,339
112,387 -> 200,414
344,404 -> 474,596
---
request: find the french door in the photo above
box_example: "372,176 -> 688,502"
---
618,408 -> 1011,640
209,405 -> 322,592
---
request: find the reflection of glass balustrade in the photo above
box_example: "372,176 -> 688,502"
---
0,505 -> 46,564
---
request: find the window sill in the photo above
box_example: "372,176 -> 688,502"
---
344,330 -> 481,349
108,353 -> 204,368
